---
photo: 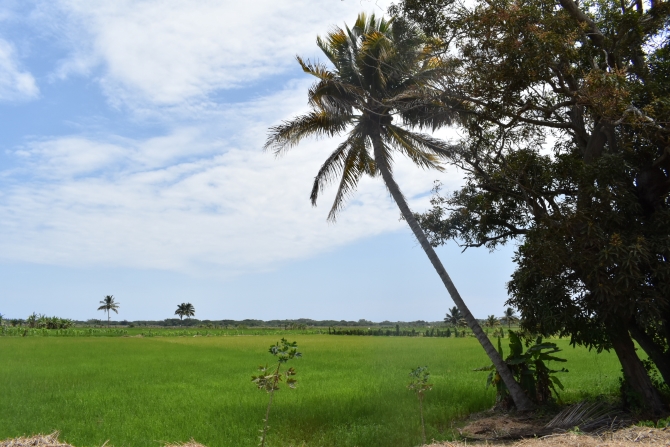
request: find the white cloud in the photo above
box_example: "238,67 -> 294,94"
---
48,0 -> 392,107
0,84 -> 464,276
0,38 -> 39,101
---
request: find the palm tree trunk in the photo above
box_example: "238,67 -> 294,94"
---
372,135 -> 535,411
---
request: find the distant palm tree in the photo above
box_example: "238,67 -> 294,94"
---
184,303 -> 195,319
485,315 -> 500,328
501,307 -> 519,329
97,295 -> 120,327
175,303 -> 187,321
444,306 -> 462,326
175,303 -> 196,322
264,13 -> 534,411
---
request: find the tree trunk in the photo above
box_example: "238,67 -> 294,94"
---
610,328 -> 665,415
629,322 -> 670,386
371,134 -> 535,411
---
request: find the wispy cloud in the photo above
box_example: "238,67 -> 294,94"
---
0,0 -> 466,280
0,84 -> 462,276
47,0 -> 391,107
0,38 -> 38,101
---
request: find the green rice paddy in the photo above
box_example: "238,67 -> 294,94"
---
0,335 -> 621,447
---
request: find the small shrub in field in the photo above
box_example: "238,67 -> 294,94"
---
252,338 -> 301,447
475,331 -> 567,408
408,366 -> 432,445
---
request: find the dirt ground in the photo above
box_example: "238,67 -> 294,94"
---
429,426 -> 670,446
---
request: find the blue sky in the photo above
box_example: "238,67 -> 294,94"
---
0,0 -> 518,322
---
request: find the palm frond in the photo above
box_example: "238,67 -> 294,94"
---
385,126 -> 444,171
264,111 -> 352,155
386,125 -> 457,159
544,401 -> 629,433
327,136 -> 375,221
307,79 -> 364,113
315,35 -> 339,67
359,31 -> 395,92
296,56 -> 335,81
310,126 -> 365,206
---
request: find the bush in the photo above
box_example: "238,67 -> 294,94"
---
475,331 -> 568,408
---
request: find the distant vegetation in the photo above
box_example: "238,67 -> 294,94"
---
1,315 -> 519,338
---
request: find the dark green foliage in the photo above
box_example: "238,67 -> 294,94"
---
328,327 -> 455,337
444,306 -> 462,325
398,0 -> 670,412
620,359 -> 670,414
174,303 -> 195,320
475,332 -> 567,408
24,313 -> 73,329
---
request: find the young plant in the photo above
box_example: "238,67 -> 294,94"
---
252,338 -> 301,447
408,366 -> 432,445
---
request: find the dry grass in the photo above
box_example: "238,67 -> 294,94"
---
428,426 -> 670,447
163,441 -> 208,447
3,428 -> 669,447
0,432 -> 73,447
0,433 -> 211,447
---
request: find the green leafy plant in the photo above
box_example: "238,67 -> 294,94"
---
475,331 -> 568,408
252,338 -> 301,447
408,366 -> 432,444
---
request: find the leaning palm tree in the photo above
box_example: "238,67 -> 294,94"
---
97,295 -> 120,327
264,13 -> 533,410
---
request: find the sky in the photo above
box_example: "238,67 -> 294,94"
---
0,0 -> 519,322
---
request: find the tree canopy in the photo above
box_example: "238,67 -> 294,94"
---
392,0 -> 670,412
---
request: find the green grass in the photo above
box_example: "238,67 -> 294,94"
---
0,335 -> 621,447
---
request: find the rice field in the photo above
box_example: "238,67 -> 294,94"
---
0,335 -> 622,447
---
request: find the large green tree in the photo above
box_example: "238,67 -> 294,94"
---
265,13 -> 534,410
394,0 -> 670,412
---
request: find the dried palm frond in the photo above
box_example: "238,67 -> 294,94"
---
544,400 -> 630,433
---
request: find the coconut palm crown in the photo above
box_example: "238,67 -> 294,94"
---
265,13 -> 454,220
265,13 -> 534,410
444,306 -> 462,326
175,302 -> 196,321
